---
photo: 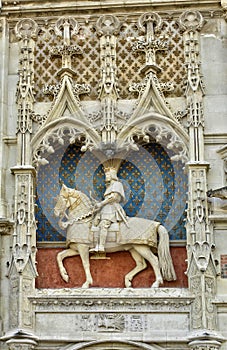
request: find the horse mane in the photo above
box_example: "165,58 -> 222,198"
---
77,191 -> 93,208
71,190 -> 93,221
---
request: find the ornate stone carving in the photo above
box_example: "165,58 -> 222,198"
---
4,329 -> 38,350
0,219 -> 14,235
15,18 -> 39,40
97,314 -> 125,332
1,6 -> 225,350
54,181 -> 176,288
178,11 -> 219,344
178,10 -> 205,32
7,343 -> 36,350
31,293 -> 192,312
4,20 -> 39,344
94,15 -> 122,145
54,17 -> 79,45
217,144 -> 227,185
31,13 -> 189,168
51,17 -> 81,73
7,168 -> 37,336
33,125 -> 83,166
94,15 -> 122,36
188,330 -> 224,350
132,12 -> 168,74
15,19 -> 38,165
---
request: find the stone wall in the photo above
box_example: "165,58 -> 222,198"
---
0,1 -> 227,350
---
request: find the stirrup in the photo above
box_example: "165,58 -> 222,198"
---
98,245 -> 105,253
89,245 -> 99,253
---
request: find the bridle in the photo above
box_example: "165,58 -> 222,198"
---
60,188 -> 82,211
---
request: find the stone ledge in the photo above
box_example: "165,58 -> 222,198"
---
33,287 -> 190,297
0,0 -> 221,15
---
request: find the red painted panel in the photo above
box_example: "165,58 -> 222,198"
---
35,247 -> 188,289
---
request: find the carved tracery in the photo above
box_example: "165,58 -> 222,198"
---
31,13 -> 189,167
6,7 -> 225,350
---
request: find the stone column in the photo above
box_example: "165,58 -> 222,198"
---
179,10 -> 223,349
94,15 -> 122,145
2,18 -> 39,349
0,16 -> 15,347
0,17 -> 9,218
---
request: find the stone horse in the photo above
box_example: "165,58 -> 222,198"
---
54,184 -> 176,288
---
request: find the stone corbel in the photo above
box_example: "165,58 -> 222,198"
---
217,144 -> 227,185
0,219 -> 14,235
1,329 -> 39,350
188,330 -> 224,350
222,0 -> 227,7
192,241 -> 213,272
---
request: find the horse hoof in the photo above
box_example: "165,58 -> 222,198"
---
82,282 -> 89,288
151,281 -> 160,288
125,280 -> 132,288
151,279 -> 163,288
62,274 -> 69,283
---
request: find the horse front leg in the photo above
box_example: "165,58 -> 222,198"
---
57,248 -> 78,283
77,244 -> 93,288
133,245 -> 163,288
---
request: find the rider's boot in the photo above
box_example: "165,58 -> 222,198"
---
98,228 -> 108,252
89,244 -> 99,253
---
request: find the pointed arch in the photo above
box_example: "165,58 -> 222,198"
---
31,117 -> 101,166
118,111 -> 189,163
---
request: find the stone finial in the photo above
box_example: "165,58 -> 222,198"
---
94,15 -> 122,36
55,17 -> 79,46
178,10 -> 205,32
15,18 -> 39,40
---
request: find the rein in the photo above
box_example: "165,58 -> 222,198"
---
60,188 -> 81,211
58,187 -> 94,225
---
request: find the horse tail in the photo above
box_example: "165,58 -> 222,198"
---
157,225 -> 176,281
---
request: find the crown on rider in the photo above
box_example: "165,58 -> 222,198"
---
103,166 -> 118,181
103,159 -> 121,179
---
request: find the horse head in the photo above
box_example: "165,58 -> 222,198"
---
54,184 -> 93,220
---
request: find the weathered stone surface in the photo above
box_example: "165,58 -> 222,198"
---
0,1 -> 227,350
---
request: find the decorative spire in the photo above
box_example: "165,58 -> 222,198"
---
51,17 -> 82,76
94,15 -> 122,145
132,12 -> 168,74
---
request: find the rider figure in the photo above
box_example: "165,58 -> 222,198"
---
90,167 -> 127,253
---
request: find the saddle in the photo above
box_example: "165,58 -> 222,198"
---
91,223 -> 120,243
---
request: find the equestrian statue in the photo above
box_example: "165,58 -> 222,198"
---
54,166 -> 176,288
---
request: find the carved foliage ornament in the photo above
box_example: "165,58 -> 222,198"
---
138,12 -> 162,34
15,18 -> 39,40
55,17 -> 79,44
95,15 -> 122,36
178,11 -> 205,32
